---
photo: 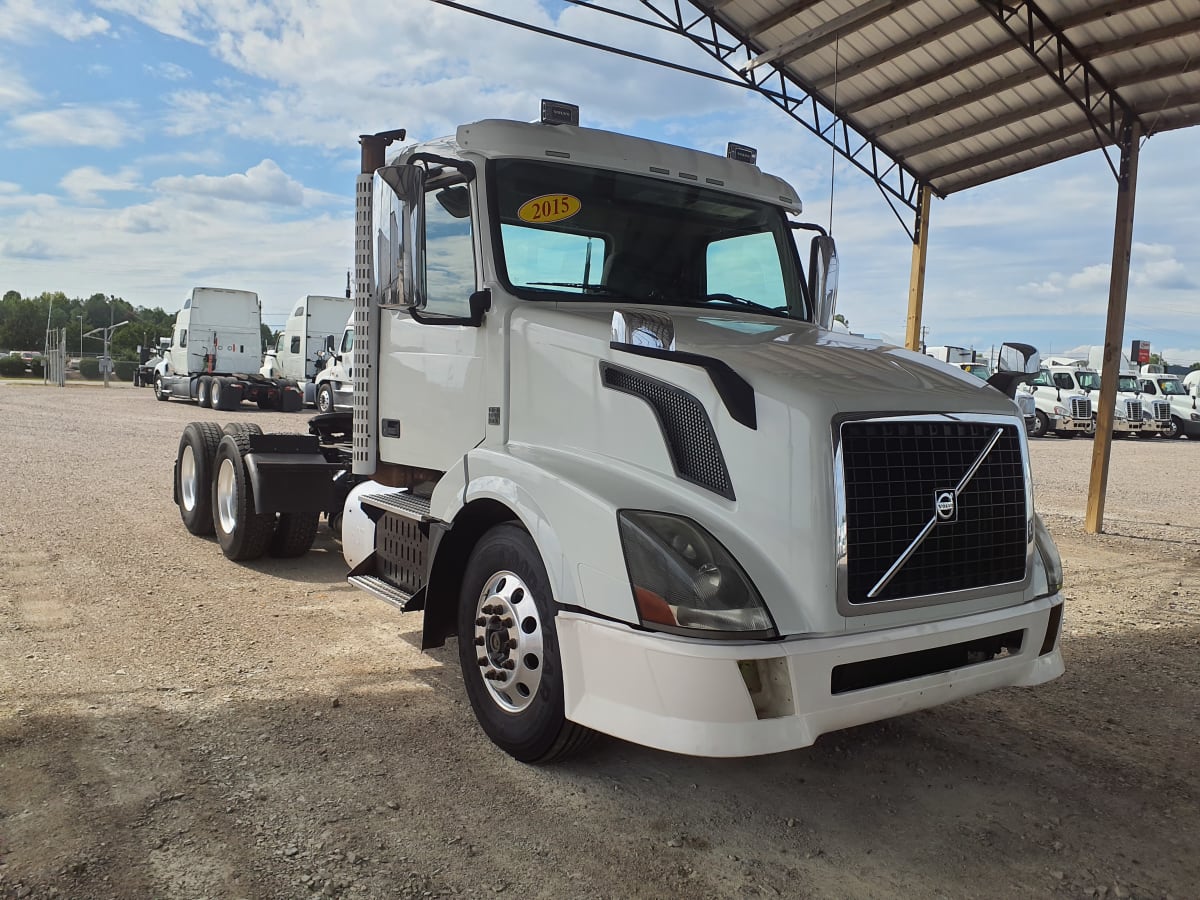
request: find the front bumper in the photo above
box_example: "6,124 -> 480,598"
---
1052,416 -> 1092,432
1112,418 -> 1143,433
558,596 -> 1064,757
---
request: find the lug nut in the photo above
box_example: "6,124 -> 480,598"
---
475,617 -> 487,626
508,639 -> 518,650
501,617 -> 514,628
502,660 -> 515,670
477,657 -> 488,666
474,636 -> 485,646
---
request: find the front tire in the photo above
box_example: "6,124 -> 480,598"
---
316,383 -> 335,414
212,434 -> 274,561
1030,410 -> 1048,439
1165,417 -> 1184,440
176,422 -> 222,535
154,373 -> 169,401
457,523 -> 596,764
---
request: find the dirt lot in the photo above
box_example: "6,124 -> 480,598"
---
1,381 -> 1197,900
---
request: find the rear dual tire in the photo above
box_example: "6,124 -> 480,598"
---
176,422 -> 222,535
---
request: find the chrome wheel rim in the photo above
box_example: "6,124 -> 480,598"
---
473,570 -> 543,713
216,457 -> 238,535
212,380 -> 221,405
180,445 -> 197,511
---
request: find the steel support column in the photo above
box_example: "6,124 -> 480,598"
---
1085,116 -> 1142,534
905,185 -> 932,351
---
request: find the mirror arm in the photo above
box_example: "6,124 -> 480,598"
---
410,289 -> 491,328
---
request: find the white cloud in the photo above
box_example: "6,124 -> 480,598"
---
144,61 -> 190,81
153,159 -> 305,206
0,65 -> 39,110
9,106 -> 137,148
59,166 -> 141,204
0,0 -> 110,41
2,236 -> 57,259
0,182 -> 19,194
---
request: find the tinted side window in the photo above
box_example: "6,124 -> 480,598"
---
1053,373 -> 1074,390
290,336 -> 301,354
424,185 -> 475,317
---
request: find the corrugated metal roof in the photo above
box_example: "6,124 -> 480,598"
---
706,0 -> 1200,196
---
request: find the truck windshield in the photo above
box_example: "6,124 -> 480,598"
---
1157,378 -> 1185,396
1076,372 -> 1100,391
492,159 -> 809,321
1118,375 -> 1140,392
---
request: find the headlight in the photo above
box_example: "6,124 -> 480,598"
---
1032,513 -> 1063,598
618,511 -> 776,638
1053,405 -> 1067,416
1113,407 -> 1126,420
1191,413 -> 1200,422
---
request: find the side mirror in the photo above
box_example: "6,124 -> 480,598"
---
374,164 -> 427,309
808,235 -> 839,330
986,342 -> 1040,399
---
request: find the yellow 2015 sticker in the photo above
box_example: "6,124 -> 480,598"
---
517,193 -> 581,224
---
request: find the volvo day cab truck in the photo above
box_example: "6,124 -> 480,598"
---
154,287 -> 304,411
170,103 -> 1064,763
260,294 -> 354,406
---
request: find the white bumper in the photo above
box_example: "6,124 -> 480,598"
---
558,596 -> 1064,757
1052,415 -> 1092,432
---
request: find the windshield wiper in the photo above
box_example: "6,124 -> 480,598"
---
526,282 -> 625,295
699,293 -> 791,317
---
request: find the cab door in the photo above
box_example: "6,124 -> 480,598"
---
376,179 -> 486,471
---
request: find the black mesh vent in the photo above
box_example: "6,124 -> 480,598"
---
601,363 -> 734,500
377,512 -> 428,593
841,420 -> 1027,604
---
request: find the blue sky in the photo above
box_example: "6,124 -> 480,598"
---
2,0 -> 1197,363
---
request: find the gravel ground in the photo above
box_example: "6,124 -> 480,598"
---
1,380 -> 1197,900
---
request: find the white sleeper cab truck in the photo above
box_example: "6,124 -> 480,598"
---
154,287 -> 304,411
170,104 -> 1064,763
1083,348 -> 1167,438
311,316 -> 355,413
261,294 -> 354,406
1137,370 -> 1200,439
1024,367 -> 1094,438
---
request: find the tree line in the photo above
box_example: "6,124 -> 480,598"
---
0,290 -> 275,361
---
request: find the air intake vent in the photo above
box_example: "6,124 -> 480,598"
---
1070,397 -> 1092,420
839,419 -> 1027,604
601,363 -> 734,500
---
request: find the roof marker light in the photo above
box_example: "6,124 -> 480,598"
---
541,99 -> 579,126
727,142 -> 757,164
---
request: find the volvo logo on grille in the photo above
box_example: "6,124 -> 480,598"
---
934,490 -> 957,522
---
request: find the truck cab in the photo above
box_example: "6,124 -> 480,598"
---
312,317 -> 354,412
261,294 -> 353,404
1024,366 -> 1094,438
1137,371 -> 1200,439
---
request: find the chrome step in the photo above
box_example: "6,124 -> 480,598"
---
359,490 -> 433,521
348,574 -> 419,612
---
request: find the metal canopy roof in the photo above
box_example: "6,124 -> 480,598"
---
706,0 -> 1200,199
434,0 -> 1199,229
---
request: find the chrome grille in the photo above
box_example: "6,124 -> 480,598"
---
1153,400 -> 1171,422
1070,397 -> 1091,420
840,420 -> 1027,605
1125,400 -> 1142,421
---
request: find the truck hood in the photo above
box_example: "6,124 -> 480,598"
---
550,303 -> 1015,417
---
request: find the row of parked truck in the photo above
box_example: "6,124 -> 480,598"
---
926,344 -> 1200,440
137,288 -> 355,413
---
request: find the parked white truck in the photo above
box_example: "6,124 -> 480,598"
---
153,287 -> 305,411
1137,367 -> 1200,439
169,105 -> 1064,762
260,294 -> 354,406
311,315 -> 354,413
1085,348 -> 1170,438
1023,365 -> 1095,438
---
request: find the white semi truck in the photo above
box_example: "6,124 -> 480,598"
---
1023,366 -> 1095,438
1137,367 -> 1200,439
153,287 -> 305,411
170,105 -> 1064,762
260,294 -> 354,406
1084,348 -> 1170,438
311,315 -> 355,413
